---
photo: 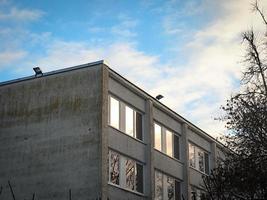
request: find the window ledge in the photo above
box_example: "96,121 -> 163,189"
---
108,182 -> 146,197
189,166 -> 209,176
108,125 -> 147,145
154,148 -> 183,165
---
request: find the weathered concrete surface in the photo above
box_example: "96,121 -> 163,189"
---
0,65 -> 102,200
108,185 -> 147,200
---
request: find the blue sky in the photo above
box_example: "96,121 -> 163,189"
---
0,0 -> 266,138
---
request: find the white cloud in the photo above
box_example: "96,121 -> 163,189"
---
32,41 -> 102,70
2,0 -> 267,140
111,16 -> 138,38
0,50 -> 27,67
23,38 -> 225,138
0,7 -> 44,21
30,41 -> 161,88
153,0 -> 267,138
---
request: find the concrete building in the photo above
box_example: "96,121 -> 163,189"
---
0,60 -> 225,200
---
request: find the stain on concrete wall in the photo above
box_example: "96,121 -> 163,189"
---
0,65 -> 102,200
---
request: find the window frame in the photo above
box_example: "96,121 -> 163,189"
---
108,95 -> 144,141
109,95 -> 120,130
190,186 -> 207,200
108,150 -> 144,194
155,170 -> 181,200
154,122 -> 180,160
188,142 -> 210,175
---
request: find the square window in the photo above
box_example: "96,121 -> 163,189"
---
109,95 -> 143,141
155,170 -> 181,200
108,150 -> 144,194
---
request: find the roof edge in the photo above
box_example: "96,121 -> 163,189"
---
104,63 -> 225,148
0,60 -> 104,86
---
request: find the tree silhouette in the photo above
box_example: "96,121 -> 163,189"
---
202,1 -> 267,199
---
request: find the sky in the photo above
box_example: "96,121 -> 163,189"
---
0,0 -> 266,139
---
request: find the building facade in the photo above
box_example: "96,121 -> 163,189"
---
0,61 -> 225,200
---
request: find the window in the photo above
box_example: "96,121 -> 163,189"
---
125,106 -> 134,137
154,123 -> 180,160
154,124 -> 162,151
166,176 -> 174,200
109,97 -> 120,129
198,151 -> 204,172
109,151 -> 120,185
109,95 -> 143,141
108,150 -> 143,194
166,130 -> 173,157
155,170 -> 181,200
189,143 -> 196,168
191,187 -> 207,200
155,171 -> 163,200
188,143 -> 209,174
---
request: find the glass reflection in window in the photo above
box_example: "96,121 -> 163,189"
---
167,177 -> 174,200
198,151 -> 204,172
110,97 -> 120,129
110,151 -> 120,185
189,143 -> 196,168
155,171 -> 163,200
125,106 -> 134,137
126,159 -> 135,190
154,124 -> 162,151
166,130 -> 173,157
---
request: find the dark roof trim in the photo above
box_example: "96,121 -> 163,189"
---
0,60 -> 104,86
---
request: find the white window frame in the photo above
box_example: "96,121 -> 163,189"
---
188,142 -> 210,174
154,122 -> 180,160
108,95 -> 143,141
109,96 -> 120,130
108,150 -> 144,194
155,170 -> 180,200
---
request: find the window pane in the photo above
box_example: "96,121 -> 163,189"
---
189,143 -> 195,168
174,135 -> 179,160
166,130 -> 173,157
198,151 -> 204,172
125,159 -> 135,190
110,97 -> 119,129
154,124 -> 162,151
166,176 -> 175,200
175,180 -> 181,200
155,171 -> 163,200
204,152 -> 209,174
136,163 -> 143,193
109,151 -> 120,185
125,106 -> 134,137
191,187 -> 197,200
135,112 -> 143,140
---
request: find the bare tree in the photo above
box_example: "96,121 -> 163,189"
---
203,1 -> 267,199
